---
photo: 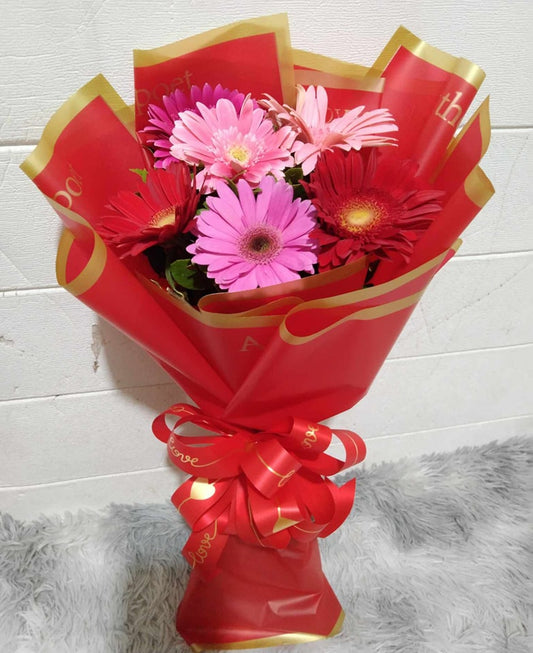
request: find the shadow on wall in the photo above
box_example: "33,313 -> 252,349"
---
94,316 -> 191,414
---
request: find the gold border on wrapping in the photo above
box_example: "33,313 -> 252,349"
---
53,200 -> 107,297
190,609 -> 344,651
371,26 -> 485,90
294,68 -> 385,93
280,290 -> 425,346
56,229 -> 106,297
275,240 -> 461,345
285,241 -> 458,314
293,48 -> 372,79
138,274 -> 284,330
20,75 -> 133,181
134,14 -> 295,104
464,166 -> 495,208
198,255 -> 368,315
439,96 -> 491,169
53,216 -> 460,332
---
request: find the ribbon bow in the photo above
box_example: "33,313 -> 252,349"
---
153,403 -> 366,576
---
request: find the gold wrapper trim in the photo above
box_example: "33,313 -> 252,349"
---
278,241 -> 457,319
294,68 -> 385,93
437,96 -> 491,174
134,14 -> 295,105
280,290 -> 425,346
139,274 -> 284,329
141,244 -> 460,333
55,228 -> 107,297
293,48 -> 373,79
190,609 -> 344,650
198,255 -> 369,315
464,166 -> 495,208
53,199 -> 107,296
371,26 -> 485,90
20,75 -> 132,181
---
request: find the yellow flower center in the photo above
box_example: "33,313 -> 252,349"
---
150,207 -> 175,229
227,145 -> 250,164
339,198 -> 385,235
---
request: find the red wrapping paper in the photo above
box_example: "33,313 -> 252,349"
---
21,16 -> 493,651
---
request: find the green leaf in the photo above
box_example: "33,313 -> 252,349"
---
130,168 -> 148,183
285,167 -> 304,184
168,258 -> 207,290
225,178 -> 239,195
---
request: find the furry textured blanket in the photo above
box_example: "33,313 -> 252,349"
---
1,437 -> 531,653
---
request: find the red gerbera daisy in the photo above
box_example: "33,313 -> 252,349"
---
98,162 -> 200,258
304,149 -> 444,271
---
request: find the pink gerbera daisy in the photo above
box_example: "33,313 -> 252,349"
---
305,148 -> 444,271
261,85 -> 398,175
143,84 -> 247,168
187,176 -> 318,292
97,162 -> 199,258
170,98 -> 295,191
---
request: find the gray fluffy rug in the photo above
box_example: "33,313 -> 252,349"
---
1,438 -> 532,653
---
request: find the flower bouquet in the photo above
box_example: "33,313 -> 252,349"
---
21,14 -> 493,652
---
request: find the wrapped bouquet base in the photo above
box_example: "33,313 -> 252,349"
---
22,13 -> 493,651
179,538 -> 343,651
153,403 -> 367,650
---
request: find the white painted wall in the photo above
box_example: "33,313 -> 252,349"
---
1,0 -> 532,519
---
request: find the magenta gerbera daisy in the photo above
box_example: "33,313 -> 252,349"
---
98,162 -> 200,258
304,149 -> 445,271
170,98 -> 295,191
261,85 -> 398,175
187,176 -> 318,292
143,84 -> 247,169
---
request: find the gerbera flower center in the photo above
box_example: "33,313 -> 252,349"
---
239,225 -> 282,263
338,194 -> 391,237
150,207 -> 176,229
227,144 -> 251,164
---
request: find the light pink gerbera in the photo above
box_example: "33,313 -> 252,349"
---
261,85 -> 398,175
187,176 -> 318,292
170,98 -> 295,191
143,84 -> 247,169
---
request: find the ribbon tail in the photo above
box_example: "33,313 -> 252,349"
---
319,478 -> 357,538
182,520 -> 229,579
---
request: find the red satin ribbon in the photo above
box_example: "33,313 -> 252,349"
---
153,404 -> 366,576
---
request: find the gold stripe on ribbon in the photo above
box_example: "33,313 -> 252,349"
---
247,499 -> 266,548
272,505 -> 299,534
177,478 -> 217,511
190,610 -> 344,650
255,449 -> 296,487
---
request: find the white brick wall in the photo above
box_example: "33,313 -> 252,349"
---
1,0 -> 532,519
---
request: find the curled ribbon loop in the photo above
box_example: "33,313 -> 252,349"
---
153,403 -> 366,576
